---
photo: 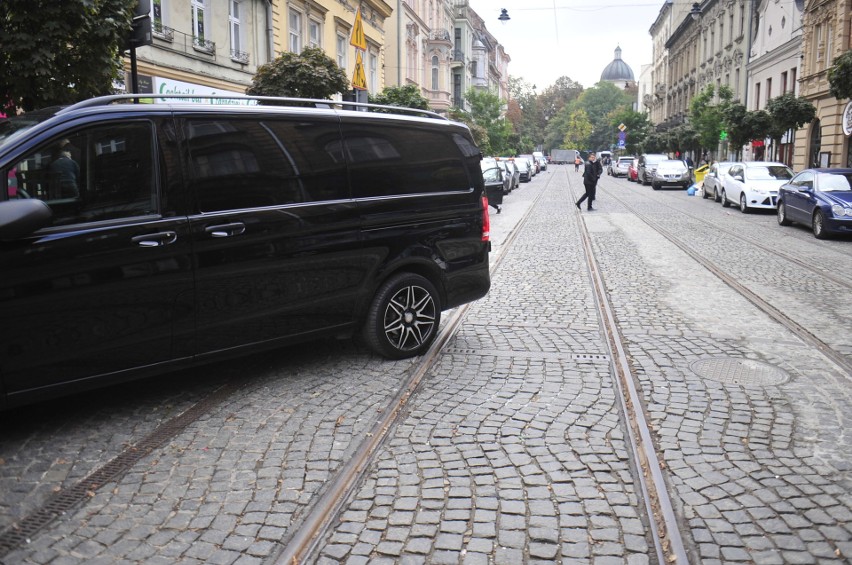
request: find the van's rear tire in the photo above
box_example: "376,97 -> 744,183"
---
363,273 -> 441,359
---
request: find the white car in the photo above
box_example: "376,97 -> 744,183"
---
720,161 -> 795,212
610,156 -> 634,177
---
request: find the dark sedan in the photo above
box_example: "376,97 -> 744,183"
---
777,168 -> 852,239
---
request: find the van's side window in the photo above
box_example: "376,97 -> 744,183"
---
6,123 -> 157,226
184,117 -> 347,212
342,124 -> 470,198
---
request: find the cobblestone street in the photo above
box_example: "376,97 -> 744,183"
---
1,166 -> 850,564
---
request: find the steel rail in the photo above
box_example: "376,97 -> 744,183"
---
269,175 -> 557,565
604,184 -> 852,377
567,171 -> 691,565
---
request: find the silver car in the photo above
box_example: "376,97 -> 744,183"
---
652,159 -> 692,190
610,156 -> 634,178
701,161 -> 735,202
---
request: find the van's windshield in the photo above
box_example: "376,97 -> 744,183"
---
0,108 -> 61,151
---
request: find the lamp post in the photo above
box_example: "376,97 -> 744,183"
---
690,3 -> 701,21
498,9 -> 510,23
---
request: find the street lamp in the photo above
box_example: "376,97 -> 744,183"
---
498,9 -> 510,23
690,2 -> 702,21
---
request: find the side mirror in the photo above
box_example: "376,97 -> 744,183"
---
799,185 -> 813,192
734,175 -> 744,182
0,199 -> 53,240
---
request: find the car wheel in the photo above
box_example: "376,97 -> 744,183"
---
812,210 -> 829,240
721,190 -> 730,207
777,200 -> 792,226
363,273 -> 441,359
652,183 -> 659,190
739,193 -> 749,213
702,185 -> 709,199
713,187 -> 720,203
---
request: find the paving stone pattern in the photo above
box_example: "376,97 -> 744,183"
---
315,176 -> 654,564
581,175 -> 852,564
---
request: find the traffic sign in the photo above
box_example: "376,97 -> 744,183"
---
618,123 -> 626,132
352,50 -> 367,90
350,8 -> 367,50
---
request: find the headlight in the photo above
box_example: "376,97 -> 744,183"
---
831,204 -> 852,217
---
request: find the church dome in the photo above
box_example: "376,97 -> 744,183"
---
600,46 -> 635,81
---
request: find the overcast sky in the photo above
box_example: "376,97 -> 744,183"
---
467,0 -> 668,91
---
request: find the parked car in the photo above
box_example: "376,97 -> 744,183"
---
777,168 -> 852,239
651,159 -> 692,190
627,158 -> 639,182
610,156 -> 634,178
498,158 -> 520,191
533,151 -> 547,171
0,94 -> 492,408
701,161 -> 736,202
637,154 -> 668,185
520,154 -> 538,175
515,158 -> 533,182
481,162 -> 505,214
720,161 -> 794,212
482,158 -> 511,199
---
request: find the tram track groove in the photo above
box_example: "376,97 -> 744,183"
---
567,170 -> 690,565
269,175 -> 556,564
602,183 -> 852,377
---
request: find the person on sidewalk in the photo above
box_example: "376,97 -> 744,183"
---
576,152 -> 602,211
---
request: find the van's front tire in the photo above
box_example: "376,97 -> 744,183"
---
363,273 -> 441,359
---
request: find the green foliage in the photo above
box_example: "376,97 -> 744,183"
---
610,109 -> 651,154
368,84 -> 429,110
1,0 -> 135,113
827,49 -> 852,100
561,107 -> 593,150
460,88 -> 514,155
575,82 -> 634,152
690,84 -> 733,155
247,47 -> 349,101
765,92 -> 816,136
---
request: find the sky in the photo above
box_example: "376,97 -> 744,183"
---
467,0 -> 669,91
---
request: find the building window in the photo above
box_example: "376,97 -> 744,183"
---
790,68 -> 797,94
229,1 -> 247,62
151,0 -> 167,36
336,32 -> 347,69
289,9 -> 302,54
755,82 -> 761,110
369,48 -> 378,93
309,19 -> 321,48
729,10 -> 734,43
781,71 -> 787,94
431,56 -> 439,90
766,77 -> 772,103
191,0 -> 210,50
826,25 -> 834,67
735,69 -> 740,98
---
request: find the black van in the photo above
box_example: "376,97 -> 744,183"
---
0,95 -> 491,408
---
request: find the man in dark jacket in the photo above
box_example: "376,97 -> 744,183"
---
576,152 -> 603,211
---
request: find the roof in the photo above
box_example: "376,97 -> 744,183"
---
600,47 -> 635,81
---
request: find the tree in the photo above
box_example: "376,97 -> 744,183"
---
610,109 -> 651,155
827,49 -> 852,101
560,107 -> 593,150
575,82 -> 634,152
368,84 -> 429,110
460,88 -> 513,156
1,0 -> 135,113
247,47 -> 349,101
765,92 -> 816,161
690,85 -> 733,158
723,102 -> 772,160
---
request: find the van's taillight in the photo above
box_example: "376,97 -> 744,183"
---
481,196 -> 490,241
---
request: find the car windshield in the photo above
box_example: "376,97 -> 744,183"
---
748,165 -> 793,180
645,156 -> 666,164
818,172 -> 852,192
0,107 -> 62,151
618,158 -> 632,164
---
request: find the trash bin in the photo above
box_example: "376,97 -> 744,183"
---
694,164 -> 709,184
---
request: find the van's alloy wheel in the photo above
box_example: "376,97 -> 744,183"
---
363,273 -> 440,359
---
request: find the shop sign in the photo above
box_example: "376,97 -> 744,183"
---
154,77 -> 255,105
843,100 -> 852,137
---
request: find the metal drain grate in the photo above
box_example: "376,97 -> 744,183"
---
690,358 -> 789,386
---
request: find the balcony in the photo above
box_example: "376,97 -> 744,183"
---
230,49 -> 249,64
450,49 -> 466,68
428,29 -> 452,45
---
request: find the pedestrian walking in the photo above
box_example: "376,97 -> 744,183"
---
574,156 -> 581,172
576,152 -> 602,211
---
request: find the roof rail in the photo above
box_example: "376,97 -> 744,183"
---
56,94 -> 449,120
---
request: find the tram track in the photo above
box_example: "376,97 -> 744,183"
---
600,180 -> 852,377
566,171 -> 689,565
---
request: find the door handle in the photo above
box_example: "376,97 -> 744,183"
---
131,231 -> 178,247
204,222 -> 246,238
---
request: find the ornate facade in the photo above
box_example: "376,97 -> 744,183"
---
796,0 -> 852,168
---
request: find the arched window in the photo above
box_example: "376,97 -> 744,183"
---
431,56 -> 439,91
809,119 -> 821,168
